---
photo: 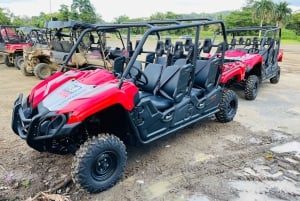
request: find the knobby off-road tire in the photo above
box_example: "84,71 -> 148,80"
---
215,89 -> 238,123
34,63 -> 52,80
71,134 -> 127,193
245,75 -> 259,100
270,68 -> 280,84
20,63 -> 33,76
14,56 -> 24,70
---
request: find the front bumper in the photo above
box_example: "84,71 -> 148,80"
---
12,93 -> 80,151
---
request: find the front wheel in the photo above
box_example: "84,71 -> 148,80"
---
34,63 -> 52,80
245,75 -> 259,100
215,89 -> 238,123
71,134 -> 127,193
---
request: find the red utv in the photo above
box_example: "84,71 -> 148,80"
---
12,20 -> 238,193
220,26 -> 283,100
0,25 -> 32,69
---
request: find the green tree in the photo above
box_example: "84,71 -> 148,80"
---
224,9 -> 256,28
11,16 -> 26,26
252,0 -> 275,26
71,0 -> 97,23
56,4 -> 70,21
149,12 -> 166,20
275,1 -> 292,27
287,13 -> 300,35
31,12 -> 52,28
114,15 -> 130,23
165,11 -> 180,19
0,7 -> 11,24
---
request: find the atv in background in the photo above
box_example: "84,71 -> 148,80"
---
16,27 -> 49,76
20,20 -> 94,80
0,25 -> 32,69
220,26 -> 283,100
12,20 -> 238,193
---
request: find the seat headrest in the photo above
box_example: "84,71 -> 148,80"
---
202,38 -> 212,54
231,38 -> 236,46
155,41 -> 164,56
184,37 -> 193,51
165,37 -> 172,50
238,37 -> 244,45
245,38 -> 251,46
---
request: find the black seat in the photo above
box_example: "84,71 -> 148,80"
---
139,63 -> 192,111
127,41 -> 134,57
191,57 -> 220,97
164,37 -> 172,51
172,41 -> 184,63
245,38 -> 251,47
253,37 -> 259,48
202,38 -> 212,54
113,56 -> 125,75
154,41 -> 166,65
264,38 -> 275,64
159,64 -> 192,102
230,38 -> 236,49
155,41 -> 164,57
173,44 -> 194,66
61,41 -> 73,53
145,53 -> 155,66
139,63 -> 163,98
50,40 -> 64,52
184,37 -> 193,52
238,37 -> 244,45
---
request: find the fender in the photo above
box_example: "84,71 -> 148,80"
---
5,43 -> 32,53
220,61 -> 246,83
33,68 -> 138,124
57,81 -> 138,124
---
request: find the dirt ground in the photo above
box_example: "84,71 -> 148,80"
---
0,44 -> 300,201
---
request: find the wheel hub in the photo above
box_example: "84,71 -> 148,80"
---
93,152 -> 117,180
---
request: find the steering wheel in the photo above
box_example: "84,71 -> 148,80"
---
127,66 -> 148,87
248,48 -> 259,54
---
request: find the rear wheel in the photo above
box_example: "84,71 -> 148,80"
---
34,63 -> 52,80
215,89 -> 238,123
14,56 -> 24,70
270,68 -> 280,84
5,55 -> 14,67
71,134 -> 127,193
245,75 -> 259,100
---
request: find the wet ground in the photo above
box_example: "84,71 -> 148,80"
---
0,44 -> 299,201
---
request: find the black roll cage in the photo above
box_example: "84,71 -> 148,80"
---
59,19 -> 227,89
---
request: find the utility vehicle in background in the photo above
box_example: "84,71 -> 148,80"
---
12,20 -> 238,193
220,26 -> 283,100
21,20 -> 94,80
16,26 -> 48,75
0,25 -> 32,69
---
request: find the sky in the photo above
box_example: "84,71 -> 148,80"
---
1,0 -> 300,22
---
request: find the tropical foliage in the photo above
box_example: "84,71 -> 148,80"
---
0,0 -> 299,40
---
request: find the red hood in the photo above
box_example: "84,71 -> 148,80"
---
29,69 -> 117,108
29,68 -> 139,123
225,49 -> 262,68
